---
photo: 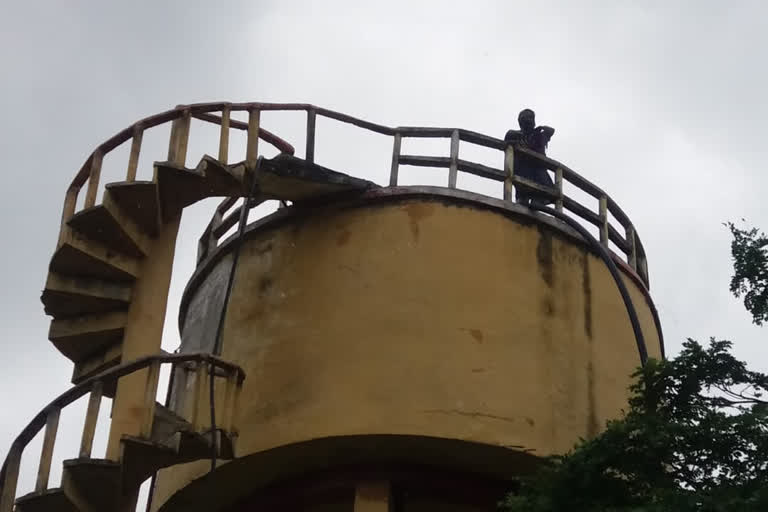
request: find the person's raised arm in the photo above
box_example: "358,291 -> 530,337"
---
538,126 -> 555,138
536,126 -> 555,149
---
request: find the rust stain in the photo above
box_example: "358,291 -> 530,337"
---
403,202 -> 435,241
460,328 -> 484,343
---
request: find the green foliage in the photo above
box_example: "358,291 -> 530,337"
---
726,222 -> 768,326
500,339 -> 768,512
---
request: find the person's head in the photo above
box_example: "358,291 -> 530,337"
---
518,109 -> 535,131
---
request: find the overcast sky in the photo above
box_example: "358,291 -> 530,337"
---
1,0 -> 767,501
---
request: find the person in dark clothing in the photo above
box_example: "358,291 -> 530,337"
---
504,109 -> 555,206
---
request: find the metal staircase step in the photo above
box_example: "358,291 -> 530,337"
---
105,181 -> 161,237
15,488 -> 80,512
50,232 -> 140,282
49,311 -> 127,362
62,458 -> 121,511
67,192 -> 152,258
41,273 -> 131,319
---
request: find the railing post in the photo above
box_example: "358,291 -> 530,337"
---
218,106 -> 231,164
448,130 -> 459,189
389,133 -> 401,186
246,108 -> 261,163
167,109 -> 191,166
306,108 -> 316,163
139,361 -> 160,438
177,109 -> 191,167
221,372 -> 242,432
230,376 -> 243,435
126,125 -> 143,182
58,188 -> 78,247
0,445 -> 21,512
555,168 -> 564,212
504,145 -> 515,201
35,407 -> 61,492
79,381 -> 103,458
626,224 -> 638,270
83,150 -> 104,209
599,195 -> 609,246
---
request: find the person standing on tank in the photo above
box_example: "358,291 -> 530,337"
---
504,109 -> 555,206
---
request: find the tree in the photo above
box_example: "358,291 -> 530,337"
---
500,339 -> 768,511
726,222 -> 768,326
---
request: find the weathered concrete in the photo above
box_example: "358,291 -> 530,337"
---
151,192 -> 662,510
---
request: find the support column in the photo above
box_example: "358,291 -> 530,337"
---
105,215 -> 181,460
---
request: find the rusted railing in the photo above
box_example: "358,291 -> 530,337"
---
0,353 -> 245,512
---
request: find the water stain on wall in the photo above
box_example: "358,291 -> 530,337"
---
581,251 -> 593,339
403,202 -> 435,242
536,228 -> 554,288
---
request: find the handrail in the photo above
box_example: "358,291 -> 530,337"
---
0,352 -> 245,512
181,104 -> 649,287
57,100 -> 649,287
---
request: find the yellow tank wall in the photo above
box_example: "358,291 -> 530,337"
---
152,196 -> 662,510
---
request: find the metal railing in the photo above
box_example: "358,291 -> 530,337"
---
170,103 -> 650,286
54,101 -> 647,283
0,353 -> 245,512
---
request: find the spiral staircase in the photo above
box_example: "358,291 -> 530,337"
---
0,104 -> 378,512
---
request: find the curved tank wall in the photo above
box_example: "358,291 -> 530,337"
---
151,188 -> 662,511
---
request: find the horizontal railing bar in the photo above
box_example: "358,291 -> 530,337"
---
213,208 -> 243,239
606,196 -> 631,228
513,176 -> 560,199
398,155 -> 451,168
216,196 -> 239,216
315,108 -> 395,135
0,352 -> 245,490
396,127 -> 506,150
457,130 -> 506,150
457,160 -> 505,181
562,196 -> 602,228
514,147 -> 605,199
608,224 -> 630,253
193,113 -> 295,155
397,127 -> 454,138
